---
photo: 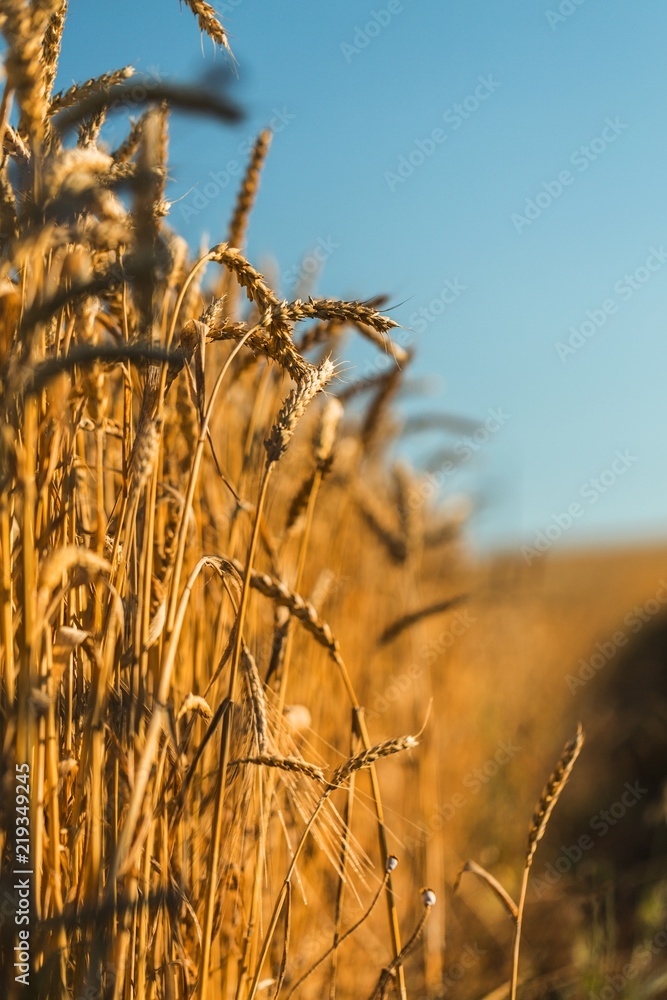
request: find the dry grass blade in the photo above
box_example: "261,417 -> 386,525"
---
378,594 -> 469,646
361,365 -> 404,451
402,412 -> 480,436
454,860 -> 518,920
336,367 -> 399,404
273,879 -> 292,999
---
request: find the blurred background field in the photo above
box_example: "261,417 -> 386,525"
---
310,539 -> 667,997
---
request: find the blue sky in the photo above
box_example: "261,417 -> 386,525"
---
60,1 -> 667,554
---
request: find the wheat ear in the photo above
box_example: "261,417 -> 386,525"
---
265,358 -> 336,465
330,735 -> 418,788
228,128 -> 272,251
182,0 -> 234,58
510,724 -> 584,1000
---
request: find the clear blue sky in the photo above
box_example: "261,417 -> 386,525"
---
60,0 -> 667,554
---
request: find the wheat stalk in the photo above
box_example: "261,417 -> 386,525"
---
511,725 -> 584,1000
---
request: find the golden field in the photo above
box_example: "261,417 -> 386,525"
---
0,4 -> 666,998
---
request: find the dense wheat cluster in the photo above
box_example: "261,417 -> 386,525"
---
0,4 -> 463,997
2,4 -> 667,1000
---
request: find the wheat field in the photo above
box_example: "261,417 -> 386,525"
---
0,5 -> 666,999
